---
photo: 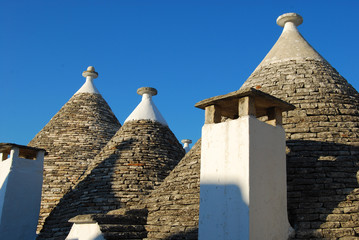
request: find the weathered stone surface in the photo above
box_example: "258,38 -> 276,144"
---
136,59 -> 359,240
36,119 -> 184,239
139,139 -> 201,240
30,16 -> 359,240
241,59 -> 359,239
28,92 -> 121,235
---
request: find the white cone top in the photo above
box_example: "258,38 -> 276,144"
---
76,66 -> 100,94
255,13 -> 325,70
181,139 -> 192,153
124,87 -> 168,126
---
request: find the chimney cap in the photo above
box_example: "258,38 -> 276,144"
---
137,87 -> 158,96
181,139 -> 192,144
276,13 -> 303,27
0,143 -> 47,159
82,66 -> 98,78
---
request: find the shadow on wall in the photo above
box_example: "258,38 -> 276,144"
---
286,140 -> 359,239
36,139 -> 136,240
164,141 -> 359,240
160,184 -> 248,240
37,139 -> 359,239
198,184 -> 249,239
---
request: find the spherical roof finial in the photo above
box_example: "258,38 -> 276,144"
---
87,66 -> 95,72
276,13 -> 303,27
82,66 -> 98,79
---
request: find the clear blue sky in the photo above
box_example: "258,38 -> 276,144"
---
1,1 -> 359,146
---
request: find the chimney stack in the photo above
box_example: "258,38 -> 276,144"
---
196,88 -> 294,239
0,143 -> 46,240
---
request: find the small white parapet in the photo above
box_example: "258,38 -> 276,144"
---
66,215 -> 105,240
0,143 -> 46,240
196,88 -> 295,240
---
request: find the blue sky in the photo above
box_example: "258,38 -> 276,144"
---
1,1 -> 359,146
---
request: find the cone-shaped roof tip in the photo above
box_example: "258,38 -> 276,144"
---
76,66 -> 100,94
248,12 -> 324,68
125,87 -> 168,126
137,87 -> 158,96
276,13 -> 303,27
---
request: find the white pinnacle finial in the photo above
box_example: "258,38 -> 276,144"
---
276,13 -> 303,27
181,139 -> 192,153
76,66 -> 100,94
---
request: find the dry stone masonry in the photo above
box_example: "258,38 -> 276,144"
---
138,139 -> 201,240
240,13 -> 359,239
241,58 -> 359,239
23,13 -> 359,240
37,119 -> 184,239
29,67 -> 121,236
124,13 -> 359,240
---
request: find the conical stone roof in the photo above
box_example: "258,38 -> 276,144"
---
140,139 -> 201,240
28,66 -> 121,235
36,87 -> 185,239
240,13 -> 359,239
137,13 -> 359,240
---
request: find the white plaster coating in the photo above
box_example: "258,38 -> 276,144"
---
0,147 -> 44,240
249,117 -> 292,240
199,116 -> 292,240
254,13 -> 324,72
76,66 -> 100,94
199,117 -> 250,240
66,223 -> 105,240
124,87 -> 168,126
181,139 -> 192,153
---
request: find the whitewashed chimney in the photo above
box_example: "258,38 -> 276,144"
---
196,88 -> 294,240
0,143 -> 46,240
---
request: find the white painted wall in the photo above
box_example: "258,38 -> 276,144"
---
249,116 -> 292,240
66,222 -> 105,240
199,116 -> 250,240
0,148 -> 44,240
199,115 -> 292,240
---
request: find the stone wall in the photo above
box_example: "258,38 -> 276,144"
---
137,59 -> 359,240
139,139 -> 201,240
241,59 -> 359,239
28,93 -> 121,235
37,120 -> 185,239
